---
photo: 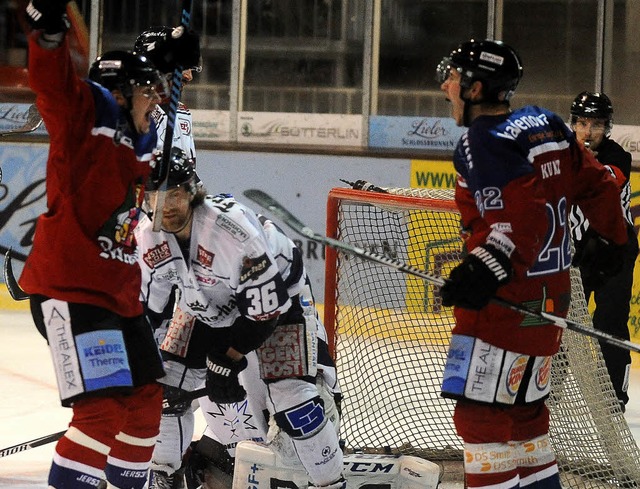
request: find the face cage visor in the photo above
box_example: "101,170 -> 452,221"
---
143,178 -> 196,214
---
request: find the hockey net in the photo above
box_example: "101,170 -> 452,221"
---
324,186 -> 640,488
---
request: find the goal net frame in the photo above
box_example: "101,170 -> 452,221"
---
323,186 -> 640,488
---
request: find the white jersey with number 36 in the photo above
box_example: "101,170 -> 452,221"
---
135,194 -> 292,327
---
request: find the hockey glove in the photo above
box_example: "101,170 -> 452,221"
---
205,351 -> 248,404
572,231 -> 626,290
25,0 -> 71,34
441,244 -> 512,310
158,26 -> 201,73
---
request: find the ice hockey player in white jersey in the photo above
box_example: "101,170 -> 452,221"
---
185,218 -> 342,489
135,148 -> 345,489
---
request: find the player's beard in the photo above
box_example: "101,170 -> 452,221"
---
162,205 -> 194,236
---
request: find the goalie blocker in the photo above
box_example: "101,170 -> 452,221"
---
232,441 -> 441,489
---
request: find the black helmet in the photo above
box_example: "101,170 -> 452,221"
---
435,56 -> 453,84
570,91 -> 613,132
147,147 -> 196,192
89,50 -> 166,99
448,39 -> 523,102
134,26 -> 201,75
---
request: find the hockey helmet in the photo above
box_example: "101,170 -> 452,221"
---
147,147 -> 196,192
435,56 -> 453,84
134,26 -> 201,75
570,91 -> 613,134
448,39 -> 523,102
88,50 -> 167,100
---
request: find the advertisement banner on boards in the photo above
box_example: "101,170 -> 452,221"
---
612,124 -> 640,163
369,116 -> 465,151
237,112 -> 363,146
627,172 -> 640,347
410,159 -> 456,189
0,143 -> 48,308
191,110 -> 230,141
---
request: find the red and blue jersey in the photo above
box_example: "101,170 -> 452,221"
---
452,105 -> 627,355
20,35 -> 157,317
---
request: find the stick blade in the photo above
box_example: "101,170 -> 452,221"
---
25,104 -> 43,130
3,249 -> 29,301
0,104 -> 43,137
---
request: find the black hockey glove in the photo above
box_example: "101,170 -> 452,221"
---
441,244 -> 512,310
572,231 -> 626,290
158,26 -> 201,73
25,0 -> 71,34
205,351 -> 248,404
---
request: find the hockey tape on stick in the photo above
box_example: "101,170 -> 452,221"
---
244,189 -> 640,354
0,387 -> 208,458
151,0 -> 194,232
0,104 -> 43,137
0,430 -> 66,458
3,249 -> 29,301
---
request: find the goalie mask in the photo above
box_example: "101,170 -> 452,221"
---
570,91 -> 613,136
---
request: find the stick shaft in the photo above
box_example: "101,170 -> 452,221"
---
0,388 -> 207,458
0,430 -> 66,458
151,0 -> 193,231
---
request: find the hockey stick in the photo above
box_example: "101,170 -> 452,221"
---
0,430 -> 66,458
162,386 -> 207,410
0,104 -> 43,137
243,189 -> 640,354
151,0 -> 193,232
3,248 -> 29,301
0,387 -> 208,458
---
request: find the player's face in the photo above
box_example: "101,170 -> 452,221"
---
130,85 -> 162,134
149,186 -> 193,234
441,68 -> 465,126
572,117 -> 607,151
163,69 -> 194,101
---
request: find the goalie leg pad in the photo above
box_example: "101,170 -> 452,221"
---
272,394 -> 327,439
268,380 -> 342,486
232,441 -> 441,489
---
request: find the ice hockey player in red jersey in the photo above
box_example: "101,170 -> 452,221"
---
20,1 -> 169,488
437,39 -> 628,489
